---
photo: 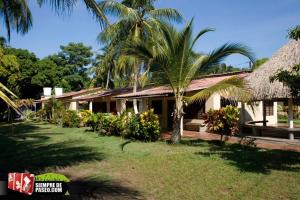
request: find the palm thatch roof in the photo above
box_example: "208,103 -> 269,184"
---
246,39 -> 300,100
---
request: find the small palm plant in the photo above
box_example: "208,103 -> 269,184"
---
123,20 -> 255,143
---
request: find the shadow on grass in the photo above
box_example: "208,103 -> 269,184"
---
0,122 -> 145,199
0,123 -> 104,173
6,179 -> 144,200
67,179 -> 143,200
180,139 -> 300,174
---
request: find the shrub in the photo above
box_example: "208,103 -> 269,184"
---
35,109 -> 48,121
22,109 -> 35,121
86,113 -> 102,132
62,110 -> 80,128
204,105 -> 240,141
79,110 -> 92,126
125,109 -> 161,142
97,113 -> 123,136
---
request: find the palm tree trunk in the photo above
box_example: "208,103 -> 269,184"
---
133,65 -> 139,114
105,67 -> 111,89
171,97 -> 183,143
171,115 -> 182,143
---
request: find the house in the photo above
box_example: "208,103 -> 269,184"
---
72,71 -> 278,133
40,69 -> 284,135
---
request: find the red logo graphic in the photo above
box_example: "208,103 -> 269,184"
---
8,173 -> 35,195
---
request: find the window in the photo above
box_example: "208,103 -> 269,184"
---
184,101 -> 205,119
265,101 -> 274,116
221,98 -> 238,107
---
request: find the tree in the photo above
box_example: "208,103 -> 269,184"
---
0,48 -> 21,95
31,58 -> 62,91
4,47 -> 40,98
0,0 -> 33,41
287,25 -> 300,41
48,42 -> 93,91
200,63 -> 241,75
91,46 -> 117,89
123,21 -> 254,143
99,0 -> 183,113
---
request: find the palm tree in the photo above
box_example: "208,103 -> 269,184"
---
99,0 -> 183,113
0,82 -> 21,114
123,20 -> 255,143
91,45 -> 117,89
0,0 -> 33,41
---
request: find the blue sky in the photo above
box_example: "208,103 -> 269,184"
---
1,0 -> 299,67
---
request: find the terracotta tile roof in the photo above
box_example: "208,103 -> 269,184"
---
77,88 -> 132,101
114,72 -> 250,99
53,87 -> 103,99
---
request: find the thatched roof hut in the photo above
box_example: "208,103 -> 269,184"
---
246,39 -> 300,100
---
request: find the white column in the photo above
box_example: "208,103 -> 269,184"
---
180,116 -> 183,136
288,98 -> 294,140
116,99 -> 126,114
69,101 -> 78,111
89,101 -> 93,112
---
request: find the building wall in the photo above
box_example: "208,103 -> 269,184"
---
69,101 -> 78,111
240,101 -> 278,125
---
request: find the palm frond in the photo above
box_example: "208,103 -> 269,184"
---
0,83 -> 21,114
100,0 -> 139,21
38,0 -> 108,28
191,28 -> 215,49
200,43 -> 255,71
149,8 -> 183,22
187,76 -> 252,103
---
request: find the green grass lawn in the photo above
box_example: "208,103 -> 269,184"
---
0,122 -> 299,199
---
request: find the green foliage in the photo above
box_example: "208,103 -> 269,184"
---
86,112 -> 102,132
31,58 -> 61,89
125,109 -> 161,142
22,109 -> 35,121
79,110 -> 92,126
123,20 -> 254,143
0,0 -> 32,41
97,113 -> 123,136
205,105 -> 240,140
252,58 -> 268,70
271,64 -> 300,98
35,173 -> 70,182
4,48 -> 40,98
86,109 -> 160,142
35,108 -> 47,121
287,25 -> 300,40
0,48 -> 21,96
199,63 -> 242,75
62,110 -> 81,128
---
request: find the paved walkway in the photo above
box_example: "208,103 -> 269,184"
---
162,131 -> 300,152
